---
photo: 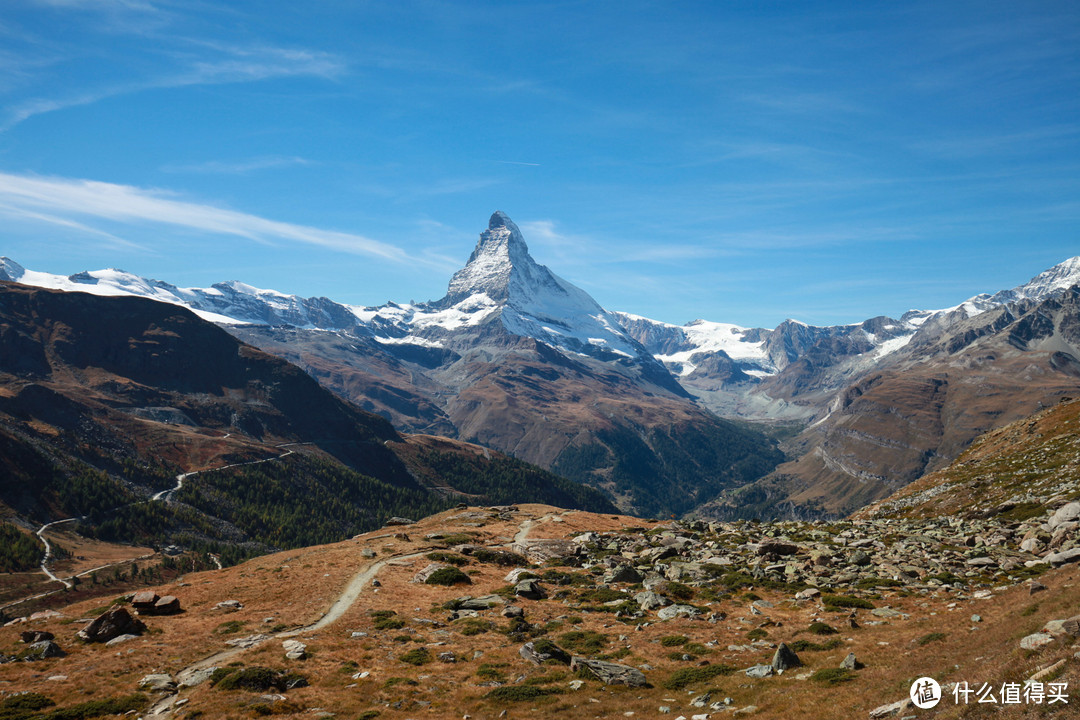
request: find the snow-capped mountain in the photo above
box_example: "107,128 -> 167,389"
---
0,256 -> 358,328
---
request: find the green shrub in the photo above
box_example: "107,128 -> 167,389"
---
810,668 -> 856,685
916,632 -> 947,646
472,548 -> 528,566
558,630 -> 607,655
454,617 -> 494,636
665,581 -> 695,601
425,552 -> 470,566
659,635 -> 688,647
790,638 -> 843,652
398,648 -> 431,666
213,667 -> 308,692
746,628 -> 768,640
483,686 -> 561,701
822,594 -> 875,610
808,621 -> 839,635
425,567 -> 472,586
663,665 -> 735,690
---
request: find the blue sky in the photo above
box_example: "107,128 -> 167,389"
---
0,0 -> 1078,328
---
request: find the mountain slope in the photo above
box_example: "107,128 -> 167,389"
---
695,287 -> 1080,519
0,282 -> 615,571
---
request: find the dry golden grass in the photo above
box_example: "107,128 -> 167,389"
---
1,504 -> 1077,719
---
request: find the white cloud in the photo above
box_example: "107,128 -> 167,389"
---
1,44 -> 346,131
162,156 -> 314,175
0,171 -> 410,261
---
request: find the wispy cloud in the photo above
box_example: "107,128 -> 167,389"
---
1,43 -> 346,131
0,171 -> 410,261
162,155 -> 314,175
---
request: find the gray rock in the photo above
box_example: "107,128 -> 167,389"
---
605,564 -> 644,584
569,656 -> 648,686
104,633 -> 139,647
456,595 -> 506,610
1047,502 -> 1080,530
77,607 -> 146,643
771,643 -> 801,672
20,630 -> 54,644
282,639 -> 307,660
795,588 -> 821,600
1020,632 -> 1054,650
214,600 -> 243,611
840,652 -> 863,670
869,699 -> 910,718
385,517 -> 416,526
22,640 -> 64,661
514,579 -> 547,600
744,664 -> 774,679
758,542 -> 799,556
520,640 -> 571,666
178,666 -> 218,688
849,550 -> 872,567
501,605 -> 525,618
139,674 -> 176,692
1045,547 -> 1080,567
656,604 -> 701,621
634,591 -> 670,611
438,651 -> 456,663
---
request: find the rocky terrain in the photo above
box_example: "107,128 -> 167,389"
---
2,481 -> 1077,718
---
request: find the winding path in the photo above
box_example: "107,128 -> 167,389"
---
7,442 -> 306,610
148,512 -> 543,717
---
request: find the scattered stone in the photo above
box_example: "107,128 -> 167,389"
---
282,639 -> 307,660
438,651 -> 456,663
178,667 -> 218,688
1029,580 -> 1048,595
224,633 -> 269,648
869,699 -> 910,718
570,656 -> 648,687
657,604 -> 702,621
104,634 -> 139,647
1045,548 -> 1080,567
22,640 -> 64,661
605,564 -> 645,584
149,595 -> 181,616
520,640 -> 571,666
456,595 -> 505,610
795,588 -> 821,601
1019,632 -> 1054,650
635,591 -> 670,611
77,607 -> 146,643
131,591 -> 159,611
745,664 -> 774,679
385,517 -> 416,526
840,652 -> 863,670
215,600 -> 243,611
139,674 -> 176,692
502,605 -> 525,619
971,615 -> 982,623
771,643 -> 801,673
20,630 -> 54,644
514,579 -> 547,600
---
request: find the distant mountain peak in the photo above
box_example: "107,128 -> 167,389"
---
445,210 -> 551,305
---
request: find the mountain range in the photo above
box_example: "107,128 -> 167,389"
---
4,212 -> 1080,519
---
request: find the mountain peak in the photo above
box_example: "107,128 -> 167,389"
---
445,211 -> 538,305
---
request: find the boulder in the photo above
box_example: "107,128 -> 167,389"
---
456,595 -> 505,610
514,579 -> 547,600
214,600 -> 243,611
131,591 -> 158,611
385,517 -> 416,526
151,596 -> 181,616
1019,632 -> 1054,650
20,630 -> 54,644
744,664 -> 774,679
520,640 -> 571,666
633,591 -> 669,612
840,652 -> 863,670
758,542 -> 799,556
1047,502 -> 1080,530
771,643 -> 801,673
1044,548 -> 1080,567
604,564 -> 644,584
570,656 -> 648,686
77,607 -> 146,643
657,604 -> 701,621
177,666 -> 218,688
282,639 -> 307,660
139,674 -> 176,692
21,640 -> 64,661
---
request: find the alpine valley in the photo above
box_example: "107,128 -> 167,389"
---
3,212 -> 1080,525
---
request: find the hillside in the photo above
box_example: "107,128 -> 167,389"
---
1,502 -> 1077,719
0,282 -> 614,605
